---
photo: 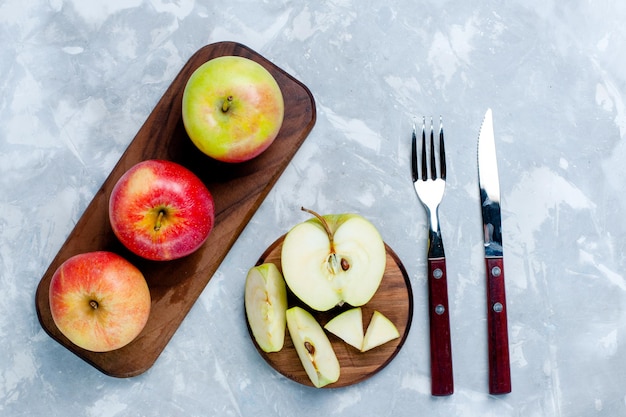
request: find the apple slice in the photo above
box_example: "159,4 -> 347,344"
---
244,263 -> 287,353
286,306 -> 340,388
281,208 -> 386,311
361,310 -> 400,352
324,307 -> 364,351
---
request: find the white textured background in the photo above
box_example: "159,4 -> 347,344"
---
2,0 -> 626,416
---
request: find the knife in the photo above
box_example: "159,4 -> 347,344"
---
477,108 -> 512,395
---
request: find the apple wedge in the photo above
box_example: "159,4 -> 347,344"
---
286,306 -> 340,388
244,263 -> 287,353
361,310 -> 400,352
324,307 -> 364,351
281,208 -> 386,311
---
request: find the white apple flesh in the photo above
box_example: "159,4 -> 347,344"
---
281,208 -> 386,311
324,307 -> 364,351
361,310 -> 400,352
286,306 -> 340,388
244,263 -> 287,353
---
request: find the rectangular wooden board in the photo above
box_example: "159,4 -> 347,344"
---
35,41 -> 316,377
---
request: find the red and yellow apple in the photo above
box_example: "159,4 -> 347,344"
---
181,55 -> 284,163
109,159 -> 215,261
49,251 -> 151,352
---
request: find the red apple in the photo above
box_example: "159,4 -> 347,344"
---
49,251 -> 151,352
109,159 -> 215,261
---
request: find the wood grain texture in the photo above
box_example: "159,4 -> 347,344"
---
427,257 -> 454,396
35,41 -> 316,378
249,236 -> 414,388
486,257 -> 512,394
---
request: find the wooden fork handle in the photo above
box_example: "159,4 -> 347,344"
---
486,257 -> 512,394
427,257 -> 454,396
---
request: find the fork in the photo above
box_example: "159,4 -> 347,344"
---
411,116 -> 454,396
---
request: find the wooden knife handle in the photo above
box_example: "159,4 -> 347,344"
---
485,257 -> 512,394
427,257 -> 454,396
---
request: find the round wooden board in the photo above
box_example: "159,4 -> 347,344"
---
247,235 -> 414,388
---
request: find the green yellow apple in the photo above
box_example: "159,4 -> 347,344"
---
109,159 -> 215,261
244,263 -> 287,353
48,251 -> 151,352
286,306 -> 340,388
281,208 -> 386,311
182,55 -> 284,163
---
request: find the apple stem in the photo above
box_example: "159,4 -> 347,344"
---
89,300 -> 99,310
301,207 -> 351,273
154,210 -> 165,231
222,96 -> 233,113
300,207 -> 334,244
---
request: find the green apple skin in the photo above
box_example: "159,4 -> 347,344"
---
244,263 -> 287,353
361,310 -> 400,352
324,307 -> 364,351
182,56 -> 284,163
281,212 -> 386,311
286,306 -> 340,388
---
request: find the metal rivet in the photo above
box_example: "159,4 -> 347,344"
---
435,304 -> 445,315
492,266 -> 501,277
433,268 -> 443,279
493,302 -> 503,313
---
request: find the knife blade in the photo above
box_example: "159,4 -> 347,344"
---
477,108 -> 512,395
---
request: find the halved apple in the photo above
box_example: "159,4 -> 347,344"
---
324,307 -> 364,351
361,310 -> 400,352
244,263 -> 287,353
281,208 -> 386,311
286,306 -> 340,388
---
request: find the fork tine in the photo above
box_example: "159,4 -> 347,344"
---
439,116 -> 446,180
429,117 -> 437,180
421,117 -> 428,180
411,122 -> 418,182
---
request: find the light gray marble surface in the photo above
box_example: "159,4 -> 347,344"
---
2,0 -> 626,416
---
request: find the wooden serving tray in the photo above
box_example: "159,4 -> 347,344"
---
35,41 -> 316,377
249,236 -> 413,388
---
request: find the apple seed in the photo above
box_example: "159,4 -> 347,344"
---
304,341 -> 315,355
340,258 -> 350,271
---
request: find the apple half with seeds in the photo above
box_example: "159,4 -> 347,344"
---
281,208 -> 386,311
244,263 -> 287,353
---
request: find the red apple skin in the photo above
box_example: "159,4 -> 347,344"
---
49,251 -> 151,352
109,160 -> 215,261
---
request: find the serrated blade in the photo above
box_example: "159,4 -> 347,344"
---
477,108 -> 511,395
478,108 -> 503,257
